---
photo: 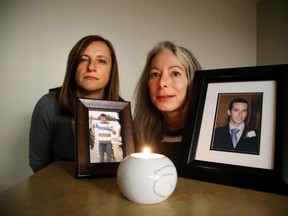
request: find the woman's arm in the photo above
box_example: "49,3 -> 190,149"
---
29,94 -> 54,173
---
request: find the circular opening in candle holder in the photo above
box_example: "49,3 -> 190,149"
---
131,152 -> 164,159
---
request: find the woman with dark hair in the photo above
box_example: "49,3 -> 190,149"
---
29,35 -> 121,172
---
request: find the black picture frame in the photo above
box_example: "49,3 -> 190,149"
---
75,98 -> 135,177
181,64 -> 288,195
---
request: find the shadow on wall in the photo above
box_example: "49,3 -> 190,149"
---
0,113 -> 33,192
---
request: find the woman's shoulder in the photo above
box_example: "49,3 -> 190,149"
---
33,89 -> 61,114
37,89 -> 59,105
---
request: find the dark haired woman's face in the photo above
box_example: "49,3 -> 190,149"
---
75,41 -> 112,98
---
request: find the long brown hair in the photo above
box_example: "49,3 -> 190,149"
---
59,35 -> 120,114
133,41 -> 201,145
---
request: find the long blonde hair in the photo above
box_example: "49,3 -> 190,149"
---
133,41 -> 201,145
59,35 -> 120,114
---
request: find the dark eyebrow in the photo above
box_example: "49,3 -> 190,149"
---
81,54 -> 108,58
96,55 -> 108,59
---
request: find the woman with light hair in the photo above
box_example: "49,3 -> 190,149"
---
133,41 -> 201,167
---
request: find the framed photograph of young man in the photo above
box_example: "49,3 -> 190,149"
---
182,64 -> 288,195
210,93 -> 262,155
75,98 -> 135,177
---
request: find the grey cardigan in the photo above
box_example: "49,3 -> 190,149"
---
29,90 -> 74,173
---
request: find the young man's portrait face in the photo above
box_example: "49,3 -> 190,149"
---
100,115 -> 107,123
227,102 -> 248,126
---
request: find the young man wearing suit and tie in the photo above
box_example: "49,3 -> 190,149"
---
212,97 -> 259,154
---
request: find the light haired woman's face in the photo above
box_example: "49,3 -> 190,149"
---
75,41 -> 112,98
148,50 -> 188,114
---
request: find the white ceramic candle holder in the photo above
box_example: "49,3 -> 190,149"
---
117,152 -> 177,204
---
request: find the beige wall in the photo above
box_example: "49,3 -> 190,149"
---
257,0 -> 288,65
0,0 -> 257,192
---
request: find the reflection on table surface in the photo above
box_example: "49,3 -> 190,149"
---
0,161 -> 288,216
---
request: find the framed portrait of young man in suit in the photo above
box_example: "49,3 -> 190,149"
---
210,93 -> 262,155
193,81 -> 271,170
181,64 -> 288,195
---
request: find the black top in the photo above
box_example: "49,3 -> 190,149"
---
135,129 -> 185,172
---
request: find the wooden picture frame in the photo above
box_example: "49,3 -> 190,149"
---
75,98 -> 135,177
181,64 -> 288,195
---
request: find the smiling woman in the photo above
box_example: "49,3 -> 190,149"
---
148,50 -> 189,120
29,35 -> 122,173
133,41 -> 201,170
